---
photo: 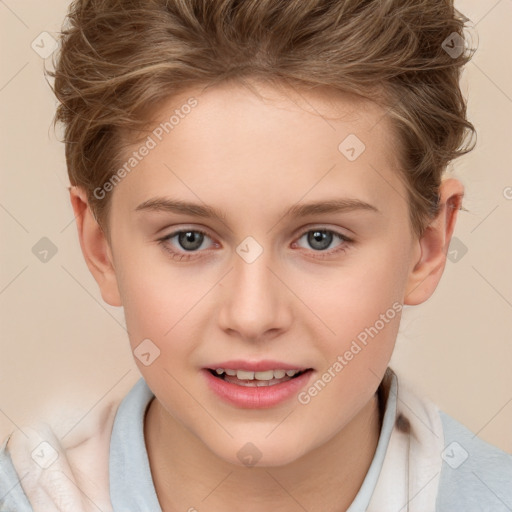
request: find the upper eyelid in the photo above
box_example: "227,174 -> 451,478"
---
161,228 -> 216,247
161,224 -> 351,237
293,229 -> 352,248
294,225 -> 352,239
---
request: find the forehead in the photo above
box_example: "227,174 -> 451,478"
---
112,79 -> 406,221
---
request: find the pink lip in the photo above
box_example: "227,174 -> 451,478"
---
206,359 -> 311,372
202,368 -> 314,409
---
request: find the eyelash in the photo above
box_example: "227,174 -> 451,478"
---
157,227 -> 353,262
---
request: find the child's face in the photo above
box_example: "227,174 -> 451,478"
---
100,81 -> 424,465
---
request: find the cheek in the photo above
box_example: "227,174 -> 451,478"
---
116,250 -> 211,342
295,247 -> 408,332
294,276 -> 403,436
116,257 -> 222,393
289,242 -> 409,386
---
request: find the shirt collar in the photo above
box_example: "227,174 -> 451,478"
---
109,378 -> 162,511
347,368 -> 398,511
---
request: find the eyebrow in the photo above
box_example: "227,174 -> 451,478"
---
134,196 -> 379,221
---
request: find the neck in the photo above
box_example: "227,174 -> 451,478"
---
145,392 -> 382,512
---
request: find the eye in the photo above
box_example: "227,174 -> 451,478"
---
157,226 -> 353,262
157,228 -> 216,261
293,228 -> 352,257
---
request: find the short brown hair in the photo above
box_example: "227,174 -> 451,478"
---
48,0 -> 476,240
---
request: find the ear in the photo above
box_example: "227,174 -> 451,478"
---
69,186 -> 122,307
404,178 -> 464,305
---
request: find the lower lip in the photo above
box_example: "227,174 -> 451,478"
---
202,369 -> 314,409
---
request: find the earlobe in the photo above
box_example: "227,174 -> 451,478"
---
69,186 -> 122,307
404,178 -> 464,306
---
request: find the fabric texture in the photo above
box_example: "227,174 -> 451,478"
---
436,410 -> 512,511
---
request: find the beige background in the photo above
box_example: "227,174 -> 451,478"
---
1,0 -> 511,453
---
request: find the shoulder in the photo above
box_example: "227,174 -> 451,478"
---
436,409 -> 512,511
389,371 -> 512,511
0,391 -> 122,512
0,436 -> 33,511
0,379 -> 147,512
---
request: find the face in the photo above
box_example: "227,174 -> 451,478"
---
104,80 -> 419,466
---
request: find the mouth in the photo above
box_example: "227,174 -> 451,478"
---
207,367 -> 313,387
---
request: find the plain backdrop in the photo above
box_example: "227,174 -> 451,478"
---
1,0 -> 511,454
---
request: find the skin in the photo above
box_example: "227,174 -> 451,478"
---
69,80 -> 463,512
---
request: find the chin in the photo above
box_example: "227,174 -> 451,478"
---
210,438 -> 308,469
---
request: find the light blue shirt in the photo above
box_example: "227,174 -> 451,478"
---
1,375 -> 511,511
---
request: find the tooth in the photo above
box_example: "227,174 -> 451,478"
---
220,368 -> 302,381
254,370 -> 274,380
237,370 -> 255,380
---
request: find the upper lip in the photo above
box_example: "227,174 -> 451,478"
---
206,359 -> 312,372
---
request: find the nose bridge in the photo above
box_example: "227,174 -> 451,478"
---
218,241 -> 290,339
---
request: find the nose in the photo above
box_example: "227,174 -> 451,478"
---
217,246 -> 293,342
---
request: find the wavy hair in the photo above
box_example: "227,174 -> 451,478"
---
47,0 -> 476,240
